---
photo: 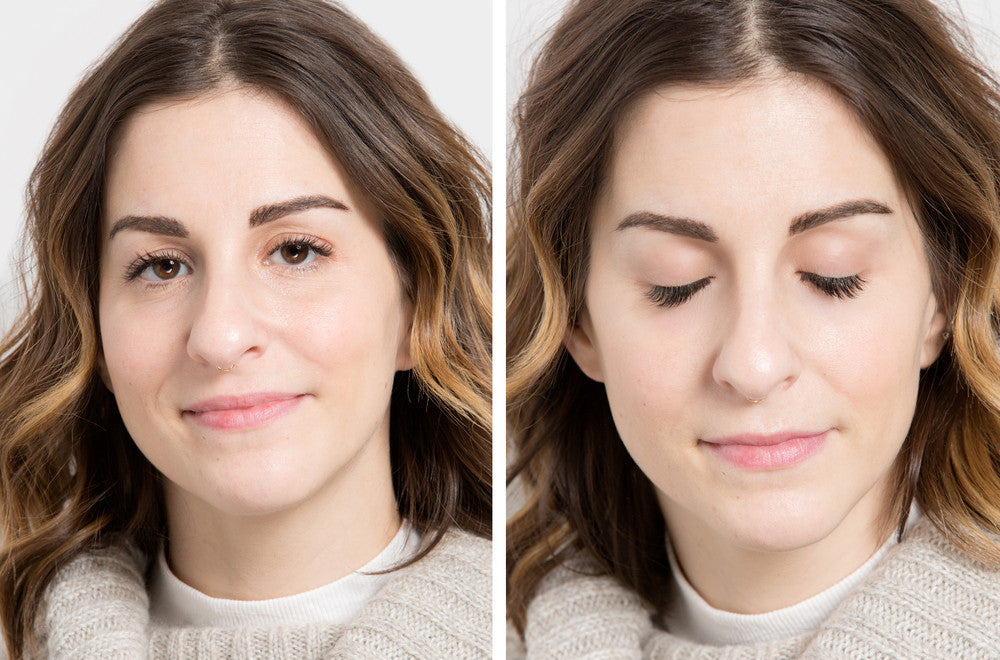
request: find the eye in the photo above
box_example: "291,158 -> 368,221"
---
800,272 -> 867,299
268,237 -> 332,266
646,277 -> 713,308
125,252 -> 191,283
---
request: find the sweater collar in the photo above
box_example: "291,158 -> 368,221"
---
662,504 -> 921,644
521,516 -> 1000,658
39,528 -> 490,659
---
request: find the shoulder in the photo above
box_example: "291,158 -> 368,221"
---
36,543 -> 149,658
806,516 -> 1000,656
331,527 -> 491,658
883,516 -> 1000,598
395,527 -> 490,603
518,552 -> 653,658
414,526 -> 491,575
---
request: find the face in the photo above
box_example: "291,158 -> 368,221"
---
566,75 -> 947,553
99,87 -> 412,517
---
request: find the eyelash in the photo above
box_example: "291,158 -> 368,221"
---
124,249 -> 188,283
122,236 -> 333,283
645,277 -> 712,308
644,273 -> 867,308
798,272 -> 867,299
265,235 -> 333,266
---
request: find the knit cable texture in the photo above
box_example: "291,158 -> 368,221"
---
514,517 -> 1000,659
33,529 -> 490,659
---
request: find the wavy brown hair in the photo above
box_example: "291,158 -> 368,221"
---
508,0 -> 1000,634
0,0 -> 491,654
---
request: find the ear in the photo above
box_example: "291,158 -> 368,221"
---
97,352 -> 115,394
918,293 -> 949,369
395,300 -> 414,371
563,308 -> 605,382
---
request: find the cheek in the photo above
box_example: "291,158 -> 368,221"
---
812,296 -> 924,444
278,267 -> 405,384
99,294 -> 181,398
588,283 -> 709,445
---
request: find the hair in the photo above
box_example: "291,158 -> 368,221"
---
507,0 -> 1000,634
0,0 -> 490,654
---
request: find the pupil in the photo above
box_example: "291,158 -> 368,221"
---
155,260 -> 177,278
283,244 -> 306,263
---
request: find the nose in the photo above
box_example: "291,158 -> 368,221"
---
711,289 -> 800,403
186,268 -> 266,371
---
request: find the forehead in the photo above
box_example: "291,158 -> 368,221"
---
596,75 -> 906,229
103,87 -> 359,227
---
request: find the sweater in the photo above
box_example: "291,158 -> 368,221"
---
32,529 -> 490,659
512,517 -> 1000,658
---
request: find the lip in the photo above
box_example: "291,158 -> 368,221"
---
701,430 -> 830,470
182,392 -> 308,431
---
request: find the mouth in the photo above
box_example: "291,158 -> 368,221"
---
700,430 -> 830,470
182,392 -> 308,431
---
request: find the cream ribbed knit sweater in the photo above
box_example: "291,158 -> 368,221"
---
31,529 -> 489,659
512,517 -> 1000,658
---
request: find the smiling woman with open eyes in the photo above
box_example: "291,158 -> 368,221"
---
0,1 -> 490,658
507,0 -> 1000,657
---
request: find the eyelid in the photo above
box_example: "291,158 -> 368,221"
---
645,277 -> 713,308
799,272 -> 867,299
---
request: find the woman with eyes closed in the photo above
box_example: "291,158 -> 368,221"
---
507,0 -> 1000,656
0,1 -> 490,658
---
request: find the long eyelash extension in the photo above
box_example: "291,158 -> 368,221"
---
645,277 -> 712,308
802,273 -> 867,299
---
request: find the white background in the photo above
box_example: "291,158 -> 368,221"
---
0,0 -> 489,330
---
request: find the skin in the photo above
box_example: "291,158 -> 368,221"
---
566,75 -> 948,614
98,86 -> 412,599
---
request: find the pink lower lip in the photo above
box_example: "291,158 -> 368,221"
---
704,431 -> 829,470
185,395 -> 306,431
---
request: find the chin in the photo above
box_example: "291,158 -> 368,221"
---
712,488 -> 847,554
190,453 -> 325,517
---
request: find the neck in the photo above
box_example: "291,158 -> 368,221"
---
163,430 -> 400,600
663,482 -> 893,614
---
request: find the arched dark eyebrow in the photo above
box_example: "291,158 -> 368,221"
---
616,198 -> 893,242
617,212 -> 718,242
788,199 -> 893,235
108,194 -> 350,239
248,194 -> 349,227
108,215 -> 187,240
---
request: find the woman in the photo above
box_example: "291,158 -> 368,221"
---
508,0 -> 1000,656
0,0 -> 491,657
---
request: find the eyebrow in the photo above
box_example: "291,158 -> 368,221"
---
617,212 -> 719,242
787,199 -> 893,235
615,198 -> 893,242
108,194 -> 350,239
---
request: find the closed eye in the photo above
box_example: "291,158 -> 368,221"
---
800,272 -> 866,299
645,277 -> 713,308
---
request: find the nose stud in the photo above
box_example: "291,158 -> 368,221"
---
217,363 -> 236,373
